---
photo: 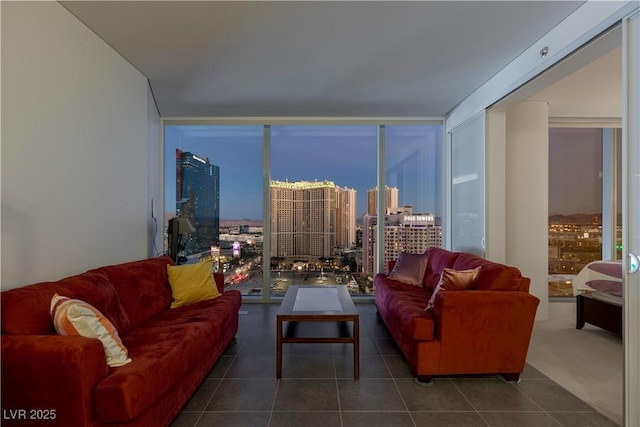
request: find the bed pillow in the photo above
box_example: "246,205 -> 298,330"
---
426,266 -> 481,310
167,260 -> 220,308
387,251 -> 430,286
50,293 -> 132,367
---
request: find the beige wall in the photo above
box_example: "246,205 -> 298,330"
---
504,101 -> 550,319
484,103 -> 549,320
484,110 -> 507,264
1,2 -> 160,289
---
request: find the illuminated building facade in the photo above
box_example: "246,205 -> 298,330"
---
176,149 -> 220,254
362,206 -> 442,275
367,185 -> 399,214
336,187 -> 357,250
270,180 -> 356,258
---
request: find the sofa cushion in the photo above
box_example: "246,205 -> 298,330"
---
422,248 -> 461,290
141,292 -> 241,330
452,252 -> 525,291
374,274 -> 415,313
50,294 -> 131,367
426,266 -> 481,310
386,291 -> 435,341
375,276 -> 435,341
94,321 -> 213,422
1,272 -> 130,335
90,257 -> 174,329
388,251 -> 430,286
93,293 -> 240,421
167,261 -> 220,308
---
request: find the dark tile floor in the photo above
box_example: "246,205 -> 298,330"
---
170,302 -> 619,427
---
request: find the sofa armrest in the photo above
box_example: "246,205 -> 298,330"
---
1,335 -> 109,427
214,272 -> 225,293
432,290 -> 540,372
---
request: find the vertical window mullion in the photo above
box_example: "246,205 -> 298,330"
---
376,125 -> 386,274
263,125 -> 271,301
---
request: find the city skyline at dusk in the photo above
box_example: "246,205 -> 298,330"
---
164,124 -> 440,222
164,125 -> 609,222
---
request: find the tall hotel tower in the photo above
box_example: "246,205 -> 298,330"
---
336,187 -> 357,249
176,149 -> 220,254
270,180 -> 356,258
362,206 -> 441,275
367,185 -> 399,214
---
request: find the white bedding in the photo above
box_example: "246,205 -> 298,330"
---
572,260 -> 623,305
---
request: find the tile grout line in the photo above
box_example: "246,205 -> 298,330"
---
333,356 -> 345,427
174,304 -> 619,426
266,377 -> 280,427
448,376 -> 491,427
513,378 -> 575,427
190,359 -> 230,427
376,338 -> 419,427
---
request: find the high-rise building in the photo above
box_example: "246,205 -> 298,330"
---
270,180 -> 356,258
367,185 -> 399,214
362,206 -> 441,275
176,149 -> 220,254
336,187 -> 357,250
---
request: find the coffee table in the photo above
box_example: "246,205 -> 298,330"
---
276,285 -> 359,379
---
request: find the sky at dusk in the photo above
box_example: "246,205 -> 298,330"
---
165,124 -> 441,221
549,127 -> 621,216
164,124 -> 610,222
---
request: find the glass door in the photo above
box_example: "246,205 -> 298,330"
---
449,112 -> 485,256
622,10 -> 640,426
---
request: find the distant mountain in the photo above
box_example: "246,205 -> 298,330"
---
548,213 -> 621,224
163,214 -> 262,227
220,218 -> 263,227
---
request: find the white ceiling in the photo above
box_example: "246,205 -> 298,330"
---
60,1 -> 586,118
533,48 -> 621,120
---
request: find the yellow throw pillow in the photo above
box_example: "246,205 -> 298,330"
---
50,293 -> 132,367
167,261 -> 220,308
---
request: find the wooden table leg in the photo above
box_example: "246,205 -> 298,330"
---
354,317 -> 359,379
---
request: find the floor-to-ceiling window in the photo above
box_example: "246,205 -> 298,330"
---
270,125 -> 377,297
164,124 -> 264,294
547,127 -> 622,298
164,122 -> 443,299
383,125 -> 443,270
449,113 -> 485,256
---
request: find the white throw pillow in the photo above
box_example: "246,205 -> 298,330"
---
50,293 -> 132,367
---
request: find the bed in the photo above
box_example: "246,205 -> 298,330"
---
572,260 -> 623,337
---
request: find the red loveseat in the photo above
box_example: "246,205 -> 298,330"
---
374,247 -> 539,383
1,256 -> 241,427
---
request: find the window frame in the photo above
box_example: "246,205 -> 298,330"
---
162,118 -> 445,302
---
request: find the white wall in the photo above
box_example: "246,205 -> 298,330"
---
1,2 -> 159,289
147,86 -> 163,258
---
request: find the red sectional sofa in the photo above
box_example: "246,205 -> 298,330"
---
374,247 -> 540,383
1,256 -> 242,427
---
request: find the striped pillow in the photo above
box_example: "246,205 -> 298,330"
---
50,293 -> 132,367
